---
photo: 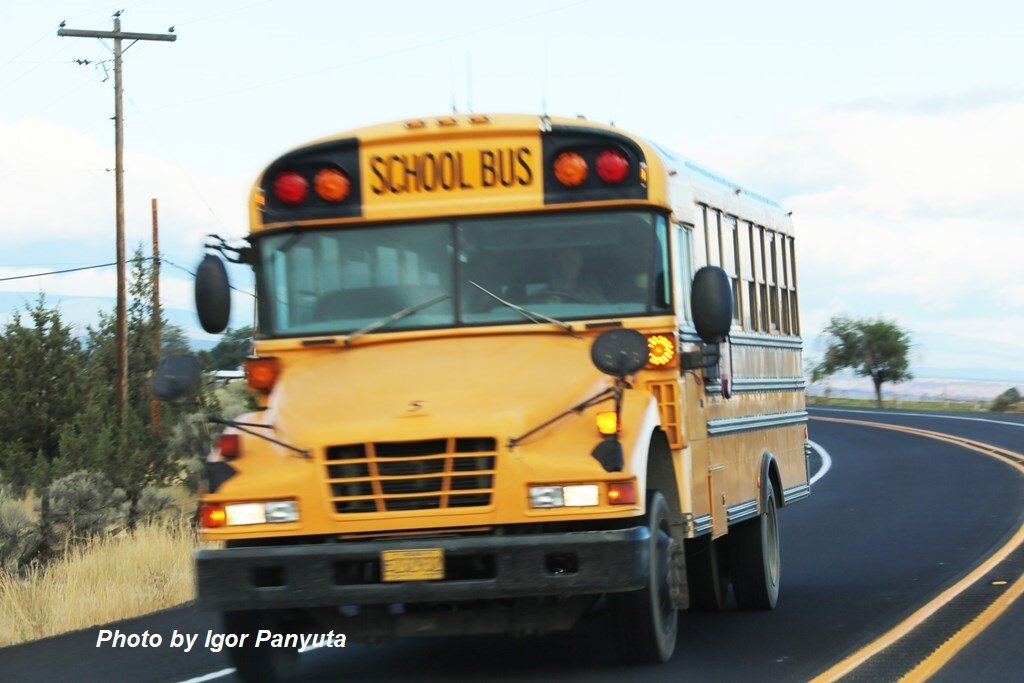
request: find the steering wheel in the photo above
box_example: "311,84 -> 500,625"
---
528,289 -> 583,303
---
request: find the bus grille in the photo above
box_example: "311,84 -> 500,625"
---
324,438 -> 496,514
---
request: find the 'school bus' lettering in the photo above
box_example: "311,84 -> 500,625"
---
368,146 -> 534,195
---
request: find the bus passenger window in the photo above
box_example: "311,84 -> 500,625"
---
653,217 -> 672,310
676,224 -> 694,321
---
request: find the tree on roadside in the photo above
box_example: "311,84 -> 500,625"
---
0,297 -> 85,520
78,247 -> 190,529
812,316 -> 913,408
198,326 -> 253,372
990,387 -> 1021,412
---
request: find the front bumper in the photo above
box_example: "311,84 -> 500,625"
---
195,526 -> 649,611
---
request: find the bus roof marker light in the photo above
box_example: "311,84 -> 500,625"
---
553,151 -> 588,187
596,149 -> 629,183
273,171 -> 308,205
314,168 -> 351,202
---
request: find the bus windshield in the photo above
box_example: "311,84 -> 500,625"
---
257,210 -> 670,338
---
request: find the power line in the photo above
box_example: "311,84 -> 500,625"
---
161,257 -> 255,298
0,259 -> 142,282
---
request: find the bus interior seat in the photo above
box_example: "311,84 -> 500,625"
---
314,286 -> 446,320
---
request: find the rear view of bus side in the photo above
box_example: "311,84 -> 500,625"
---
188,114 -> 808,680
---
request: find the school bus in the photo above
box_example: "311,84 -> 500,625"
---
187,113 -> 808,680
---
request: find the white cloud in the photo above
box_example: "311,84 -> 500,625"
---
0,119 -> 251,255
685,99 -> 1024,318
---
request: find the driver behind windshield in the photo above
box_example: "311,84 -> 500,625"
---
531,248 -> 608,303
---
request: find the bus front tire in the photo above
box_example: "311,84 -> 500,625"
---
610,491 -> 678,664
222,610 -> 299,683
729,480 -> 781,610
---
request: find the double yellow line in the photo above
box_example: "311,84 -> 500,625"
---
809,416 -> 1024,683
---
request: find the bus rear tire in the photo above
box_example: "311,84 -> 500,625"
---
685,533 -> 729,611
610,491 -> 678,663
222,610 -> 299,683
730,480 -> 781,610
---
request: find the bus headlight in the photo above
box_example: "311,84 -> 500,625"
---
201,500 -> 300,528
529,484 -> 599,508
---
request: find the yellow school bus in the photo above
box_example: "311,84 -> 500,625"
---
188,113 -> 808,680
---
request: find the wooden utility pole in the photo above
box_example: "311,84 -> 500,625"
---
58,14 -> 176,422
151,198 -> 161,438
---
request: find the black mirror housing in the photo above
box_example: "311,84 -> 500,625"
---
153,354 -> 201,401
195,254 -> 231,334
691,266 -> 733,344
590,329 -> 649,378
591,438 -> 624,472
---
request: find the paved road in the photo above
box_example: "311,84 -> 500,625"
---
2,407 -> 1021,682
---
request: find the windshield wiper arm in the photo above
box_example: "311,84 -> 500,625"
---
344,293 -> 450,346
468,281 -> 574,333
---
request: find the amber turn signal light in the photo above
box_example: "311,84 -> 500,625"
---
200,503 -> 227,528
607,481 -> 637,505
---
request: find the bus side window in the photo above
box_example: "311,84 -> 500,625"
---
767,230 -> 780,332
675,223 -> 694,321
692,205 -> 708,269
738,220 -> 753,330
721,214 -> 740,326
653,216 -> 672,310
756,226 -> 769,332
704,206 -> 720,268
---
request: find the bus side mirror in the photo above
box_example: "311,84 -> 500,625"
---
590,329 -> 649,378
196,254 -> 231,334
691,266 -> 732,344
153,354 -> 200,401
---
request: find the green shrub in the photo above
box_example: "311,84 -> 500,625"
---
0,491 -> 40,572
46,470 -> 125,543
132,487 -> 175,524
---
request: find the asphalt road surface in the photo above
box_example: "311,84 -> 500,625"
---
2,406 -> 1021,682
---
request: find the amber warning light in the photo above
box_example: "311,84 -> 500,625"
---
245,356 -> 280,393
646,333 -> 677,368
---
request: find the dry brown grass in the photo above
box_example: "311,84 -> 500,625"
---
0,518 -> 198,647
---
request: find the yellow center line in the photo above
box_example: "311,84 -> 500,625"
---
807,416 -> 1024,683
898,571 -> 1024,681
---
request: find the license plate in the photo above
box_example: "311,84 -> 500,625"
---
381,548 -> 444,582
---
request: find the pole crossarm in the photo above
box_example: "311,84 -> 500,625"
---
58,28 -> 176,42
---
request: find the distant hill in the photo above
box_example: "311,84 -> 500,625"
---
807,374 -> 1022,402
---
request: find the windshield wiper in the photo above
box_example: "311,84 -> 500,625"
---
344,293 -> 450,346
468,281 -> 574,334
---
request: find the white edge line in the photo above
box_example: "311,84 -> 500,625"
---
174,643 -> 325,683
175,668 -> 235,683
807,439 -> 832,486
810,407 -> 1024,428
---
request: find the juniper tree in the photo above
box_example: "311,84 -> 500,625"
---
812,316 -> 913,408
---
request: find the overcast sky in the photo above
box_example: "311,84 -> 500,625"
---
1,0 -> 1022,381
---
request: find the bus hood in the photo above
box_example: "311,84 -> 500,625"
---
267,333 -> 611,450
